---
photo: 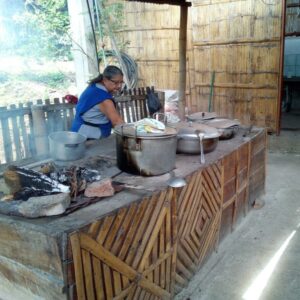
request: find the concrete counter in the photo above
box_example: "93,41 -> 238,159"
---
0,127 -> 267,299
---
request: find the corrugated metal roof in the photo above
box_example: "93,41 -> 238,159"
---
126,0 -> 191,6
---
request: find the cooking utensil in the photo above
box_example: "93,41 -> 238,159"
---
195,130 -> 205,164
172,122 -> 220,154
114,124 -> 178,176
204,118 -> 240,140
48,131 -> 87,161
167,171 -> 187,188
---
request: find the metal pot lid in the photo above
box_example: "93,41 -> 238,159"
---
187,111 -> 217,121
114,124 -> 177,138
171,122 -> 220,139
205,118 -> 240,129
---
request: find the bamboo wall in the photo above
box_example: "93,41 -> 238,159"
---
121,0 -> 283,132
120,3 -> 193,93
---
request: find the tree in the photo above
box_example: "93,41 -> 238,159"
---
7,0 -> 72,60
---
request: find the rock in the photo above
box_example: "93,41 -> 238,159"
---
18,193 -> 71,218
84,178 -> 115,198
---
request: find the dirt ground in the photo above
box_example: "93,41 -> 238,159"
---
0,56 -> 76,106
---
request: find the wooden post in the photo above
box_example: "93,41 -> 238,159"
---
276,0 -> 287,135
178,5 -> 188,120
67,0 -> 99,95
31,105 -> 48,156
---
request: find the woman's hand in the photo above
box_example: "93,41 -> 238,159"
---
99,99 -> 124,126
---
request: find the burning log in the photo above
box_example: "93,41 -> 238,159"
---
3,165 -> 70,201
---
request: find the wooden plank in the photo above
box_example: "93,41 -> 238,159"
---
92,257 -> 105,300
82,249 -> 96,300
143,251 -> 173,278
10,104 -> 22,160
159,219 -> 166,289
170,187 -> 178,298
131,191 -> 166,269
113,283 -> 135,300
177,242 -> 197,272
103,207 -> 127,251
80,233 -> 171,299
88,219 -> 103,238
0,107 -> 13,163
137,205 -> 168,272
26,101 -> 36,156
111,203 -> 138,256
96,215 -> 116,244
70,233 -> 86,300
118,201 -> 147,260
152,228 -> 159,288
103,264 -> 113,299
18,103 -> 31,159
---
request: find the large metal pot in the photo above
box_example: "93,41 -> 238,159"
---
48,131 -> 87,161
114,124 -> 177,176
173,122 -> 220,154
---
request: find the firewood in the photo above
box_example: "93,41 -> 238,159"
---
3,165 -> 70,201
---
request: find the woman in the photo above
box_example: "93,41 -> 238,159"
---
71,65 -> 124,139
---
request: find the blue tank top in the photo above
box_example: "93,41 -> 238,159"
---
71,84 -> 115,138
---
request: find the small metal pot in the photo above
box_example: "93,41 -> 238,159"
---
48,131 -> 87,161
217,125 -> 239,139
173,122 -> 220,154
114,124 -> 177,176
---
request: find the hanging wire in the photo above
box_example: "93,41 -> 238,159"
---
98,50 -> 138,89
94,0 -> 138,89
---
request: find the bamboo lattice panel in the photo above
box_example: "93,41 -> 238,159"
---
70,188 -> 177,299
175,162 -> 222,291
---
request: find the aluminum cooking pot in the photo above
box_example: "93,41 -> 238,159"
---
114,124 -> 177,176
171,122 -> 220,154
48,131 -> 87,161
203,118 -> 240,140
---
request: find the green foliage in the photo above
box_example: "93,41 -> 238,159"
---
16,71 -> 68,89
94,0 -> 127,50
10,0 -> 72,60
0,0 -> 127,62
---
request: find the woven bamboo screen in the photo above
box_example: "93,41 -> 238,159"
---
120,2 -> 190,89
120,0 -> 283,131
191,0 -> 282,131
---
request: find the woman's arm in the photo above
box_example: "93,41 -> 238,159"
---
99,99 -> 124,126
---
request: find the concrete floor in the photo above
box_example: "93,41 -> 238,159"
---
175,113 -> 300,300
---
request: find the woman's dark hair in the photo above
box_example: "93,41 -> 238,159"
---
88,65 -> 123,85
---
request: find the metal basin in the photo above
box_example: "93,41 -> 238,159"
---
48,131 -> 87,161
172,122 -> 220,154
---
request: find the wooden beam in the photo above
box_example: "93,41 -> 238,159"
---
195,83 -> 277,90
178,5 -> 188,120
276,0 -> 286,136
193,38 -> 280,47
287,3 -> 300,8
285,31 -> 300,37
126,0 -> 191,6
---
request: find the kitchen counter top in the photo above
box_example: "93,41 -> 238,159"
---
0,127 -> 262,236
0,126 -> 267,300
